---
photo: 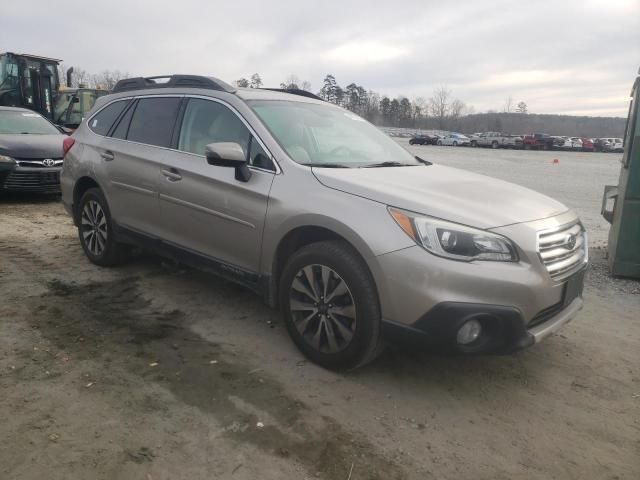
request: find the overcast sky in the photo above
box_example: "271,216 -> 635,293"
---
2,0 -> 639,116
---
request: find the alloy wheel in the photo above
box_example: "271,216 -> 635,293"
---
81,200 -> 108,256
289,264 -> 357,353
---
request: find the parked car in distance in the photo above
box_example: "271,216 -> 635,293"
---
409,134 -> 433,145
438,133 -> 470,146
599,137 -> 624,153
0,106 -> 66,193
560,137 -> 583,150
61,74 -> 588,370
580,138 -> 595,152
522,133 -> 554,150
504,134 -> 524,149
473,132 -> 523,149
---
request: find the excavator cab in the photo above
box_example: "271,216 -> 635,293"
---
0,52 -> 60,120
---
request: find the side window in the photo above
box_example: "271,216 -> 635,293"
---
111,102 -> 135,139
178,98 -> 250,156
248,136 -> 274,170
126,97 -> 181,148
89,100 -> 128,136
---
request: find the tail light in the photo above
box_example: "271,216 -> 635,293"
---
63,137 -> 76,156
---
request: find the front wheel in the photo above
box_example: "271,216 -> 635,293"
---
77,188 -> 128,266
280,241 -> 383,370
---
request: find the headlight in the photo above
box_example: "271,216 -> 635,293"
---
388,207 -> 518,262
0,154 -> 15,163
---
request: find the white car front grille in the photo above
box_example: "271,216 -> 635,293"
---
537,222 -> 588,280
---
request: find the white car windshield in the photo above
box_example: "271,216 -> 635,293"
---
0,110 -> 60,135
248,100 -> 420,168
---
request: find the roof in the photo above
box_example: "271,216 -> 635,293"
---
235,87 -> 324,104
2,52 -> 62,63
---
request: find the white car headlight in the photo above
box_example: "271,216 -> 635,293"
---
0,154 -> 15,163
389,207 -> 518,262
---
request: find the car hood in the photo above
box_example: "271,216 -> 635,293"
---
312,164 -> 569,229
0,134 -> 65,159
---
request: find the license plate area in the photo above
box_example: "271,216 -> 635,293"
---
563,269 -> 585,308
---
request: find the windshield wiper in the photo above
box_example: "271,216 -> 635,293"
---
361,161 -> 415,168
303,163 -> 350,168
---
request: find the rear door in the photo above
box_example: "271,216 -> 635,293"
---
157,97 -> 276,274
96,95 -> 182,235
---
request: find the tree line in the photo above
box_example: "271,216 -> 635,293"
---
235,73 -> 532,131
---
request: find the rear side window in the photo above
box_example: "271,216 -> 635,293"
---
89,100 -> 128,136
126,97 -> 182,148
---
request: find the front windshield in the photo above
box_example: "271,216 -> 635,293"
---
248,100 -> 420,167
0,110 -> 60,135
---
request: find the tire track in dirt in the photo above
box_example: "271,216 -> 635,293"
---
4,244 -> 409,479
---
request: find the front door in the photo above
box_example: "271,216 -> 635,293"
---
157,97 -> 276,274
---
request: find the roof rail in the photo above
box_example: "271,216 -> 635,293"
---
112,75 -> 236,94
261,88 -> 324,101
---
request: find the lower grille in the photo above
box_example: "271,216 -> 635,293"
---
3,170 -> 61,192
537,222 -> 588,281
528,301 -> 563,328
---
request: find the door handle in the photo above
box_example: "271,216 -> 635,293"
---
100,151 -> 115,161
161,168 -> 182,181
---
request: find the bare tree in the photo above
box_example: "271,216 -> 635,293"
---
516,101 -> 528,114
249,73 -> 262,89
235,78 -> 249,88
300,80 -> 312,91
92,70 -> 128,90
429,86 -> 451,129
504,95 -> 513,113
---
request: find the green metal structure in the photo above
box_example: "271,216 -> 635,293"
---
602,68 -> 640,278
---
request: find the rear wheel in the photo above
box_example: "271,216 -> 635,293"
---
280,241 -> 383,370
77,188 -> 128,266
437,140 -> 443,146
491,141 -> 499,149
453,141 -> 458,147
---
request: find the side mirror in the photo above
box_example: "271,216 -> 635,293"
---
205,142 -> 251,182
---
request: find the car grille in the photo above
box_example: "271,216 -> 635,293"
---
14,158 -> 64,168
3,170 -> 61,192
537,222 -> 588,280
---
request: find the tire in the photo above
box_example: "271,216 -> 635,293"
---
453,141 -> 458,147
524,144 -> 531,150
491,141 -> 498,149
409,140 -> 414,145
77,188 -> 128,267
279,241 -> 383,370
437,140 -> 443,146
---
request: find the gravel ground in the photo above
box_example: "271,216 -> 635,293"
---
1,147 -> 639,479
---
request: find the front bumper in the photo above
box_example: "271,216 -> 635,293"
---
0,166 -> 61,193
371,211 -> 587,353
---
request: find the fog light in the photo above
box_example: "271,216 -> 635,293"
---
457,319 -> 482,345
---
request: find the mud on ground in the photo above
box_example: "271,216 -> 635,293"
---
1,195 -> 639,479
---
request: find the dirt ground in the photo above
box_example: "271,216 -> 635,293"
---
1,161 -> 639,479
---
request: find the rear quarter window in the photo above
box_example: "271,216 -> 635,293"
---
126,97 -> 182,148
88,100 -> 128,136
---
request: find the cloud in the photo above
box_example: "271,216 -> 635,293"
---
1,0 -> 638,116
324,41 -> 410,65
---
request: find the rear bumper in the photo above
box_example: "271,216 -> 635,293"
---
0,166 -> 61,193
